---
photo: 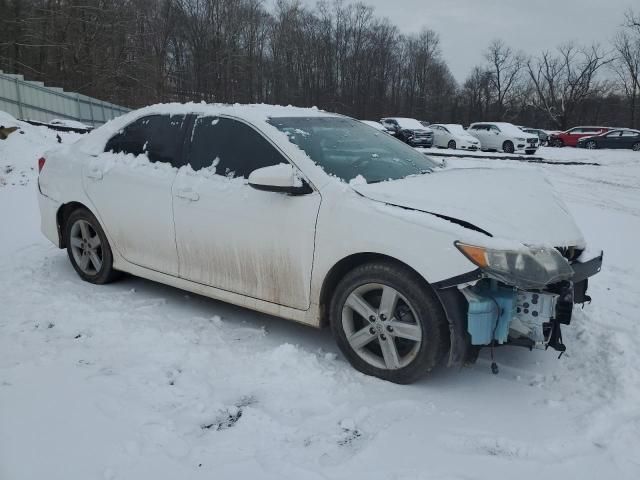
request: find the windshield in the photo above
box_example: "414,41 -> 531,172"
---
268,116 -> 438,183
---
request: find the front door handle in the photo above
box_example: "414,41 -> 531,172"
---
87,168 -> 103,180
176,188 -> 200,201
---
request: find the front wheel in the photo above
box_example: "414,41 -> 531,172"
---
632,142 -> 640,151
330,262 -> 448,384
586,140 -> 597,150
65,208 -> 119,284
447,140 -> 456,149
502,141 -> 515,154
551,139 -> 564,147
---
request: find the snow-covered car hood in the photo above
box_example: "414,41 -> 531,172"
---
352,168 -> 585,247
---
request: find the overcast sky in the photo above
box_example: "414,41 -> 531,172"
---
299,0 -> 636,81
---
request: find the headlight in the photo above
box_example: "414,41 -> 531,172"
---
455,242 -> 574,289
515,137 -> 526,142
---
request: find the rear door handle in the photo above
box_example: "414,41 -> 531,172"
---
87,168 -> 103,180
176,188 -> 200,201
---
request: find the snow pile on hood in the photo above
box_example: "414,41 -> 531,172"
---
394,118 -> 429,130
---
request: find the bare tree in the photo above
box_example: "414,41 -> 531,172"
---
527,44 -> 611,129
484,39 -> 524,119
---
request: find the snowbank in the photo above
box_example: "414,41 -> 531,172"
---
0,111 -> 82,186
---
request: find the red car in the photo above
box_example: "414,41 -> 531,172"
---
549,126 -> 610,147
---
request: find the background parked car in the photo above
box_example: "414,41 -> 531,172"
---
380,117 -> 434,147
521,128 -> 549,146
548,126 -> 610,147
468,122 -> 539,154
576,129 -> 640,150
359,120 -> 392,133
430,124 -> 481,150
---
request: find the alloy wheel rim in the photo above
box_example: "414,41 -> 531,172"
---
587,141 -> 596,149
70,219 -> 103,275
342,283 -> 422,370
633,143 -> 640,151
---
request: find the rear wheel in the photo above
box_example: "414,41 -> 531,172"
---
65,208 -> 119,284
330,262 -> 448,384
447,140 -> 456,149
502,140 -> 515,154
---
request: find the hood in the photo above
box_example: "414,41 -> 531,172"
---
352,168 -> 585,247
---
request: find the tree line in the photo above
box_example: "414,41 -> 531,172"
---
1,0 -> 639,130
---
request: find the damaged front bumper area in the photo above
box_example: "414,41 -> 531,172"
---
435,251 -> 603,368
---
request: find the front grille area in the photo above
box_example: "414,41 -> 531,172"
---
556,246 -> 583,262
527,138 -> 538,145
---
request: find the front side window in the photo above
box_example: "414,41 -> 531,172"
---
621,130 -> 639,137
187,116 -> 288,178
105,114 -> 187,167
268,116 -> 439,183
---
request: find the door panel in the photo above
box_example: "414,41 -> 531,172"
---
173,116 -> 321,310
83,114 -> 187,275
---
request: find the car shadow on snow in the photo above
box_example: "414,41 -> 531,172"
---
47,252 -> 560,389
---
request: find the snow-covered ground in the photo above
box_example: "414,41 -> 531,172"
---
1,119 -> 639,480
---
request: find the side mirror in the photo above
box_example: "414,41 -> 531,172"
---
248,164 -> 312,195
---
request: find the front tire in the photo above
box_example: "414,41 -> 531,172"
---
502,141 -> 515,154
551,139 -> 564,147
65,208 -> 119,284
330,262 -> 448,384
586,140 -> 597,150
447,140 -> 456,149
632,142 -> 640,151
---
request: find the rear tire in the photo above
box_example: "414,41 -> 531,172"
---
329,261 -> 449,384
447,140 -> 456,149
502,141 -> 515,154
65,208 -> 119,284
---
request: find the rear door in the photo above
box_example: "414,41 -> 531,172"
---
601,130 -> 622,148
84,114 -> 188,275
469,124 -> 488,147
620,130 -> 640,148
172,116 -> 321,310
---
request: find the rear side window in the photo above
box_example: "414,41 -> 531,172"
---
105,114 -> 187,167
187,116 -> 288,178
621,130 -> 639,137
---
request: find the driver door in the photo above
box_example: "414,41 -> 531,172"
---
172,116 -> 321,310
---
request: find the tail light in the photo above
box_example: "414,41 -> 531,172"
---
38,157 -> 46,173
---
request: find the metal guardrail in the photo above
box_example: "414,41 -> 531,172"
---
0,71 -> 130,127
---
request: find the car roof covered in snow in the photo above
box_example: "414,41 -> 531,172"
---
74,102 -> 342,155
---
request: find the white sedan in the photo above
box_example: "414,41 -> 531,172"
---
468,122 -> 540,154
430,124 -> 481,150
37,104 -> 602,383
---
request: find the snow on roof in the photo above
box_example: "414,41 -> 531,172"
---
75,102 -> 342,155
